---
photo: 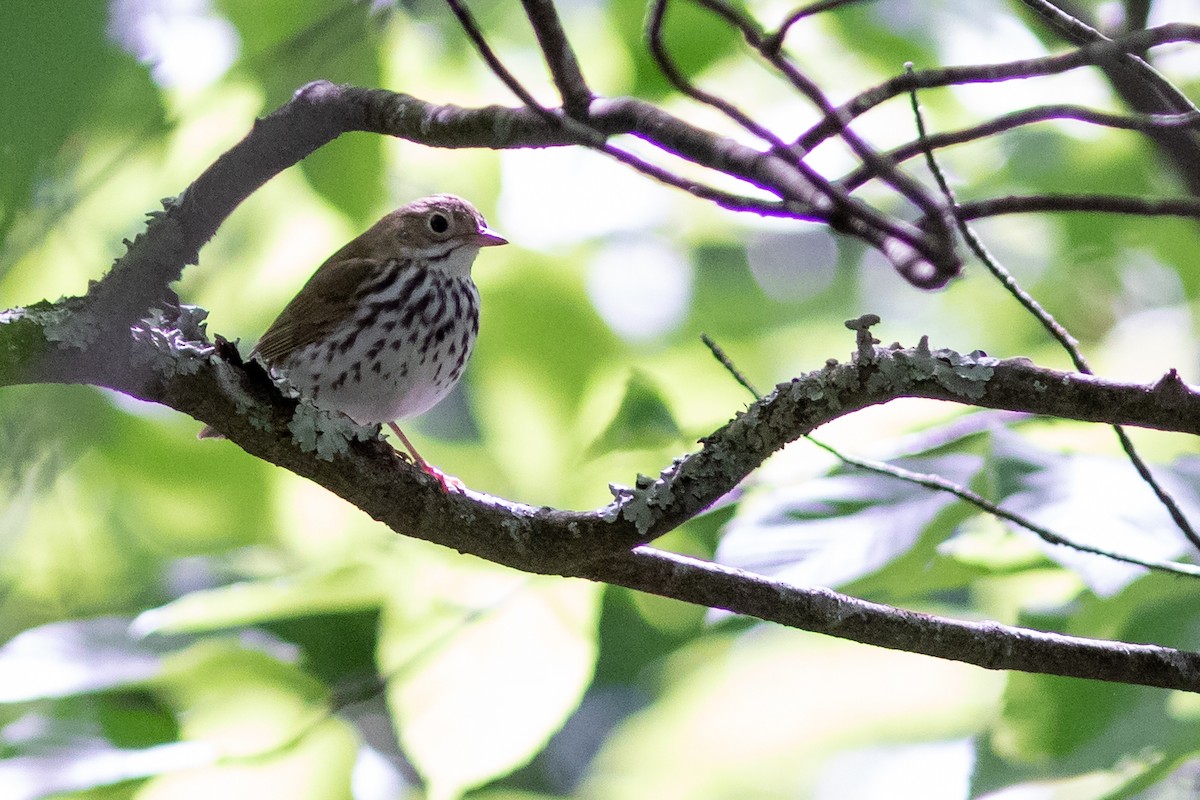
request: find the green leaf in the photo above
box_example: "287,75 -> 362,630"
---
132,563 -> 385,635
985,429 -> 1195,596
975,575 -> 1200,796
380,572 -> 600,800
718,454 -> 981,591
587,370 -> 684,457
216,0 -> 386,222
610,0 -> 742,98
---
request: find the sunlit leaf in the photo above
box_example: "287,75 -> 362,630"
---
0,617 -> 181,702
142,640 -> 357,797
976,574 -> 1200,795
986,429 -> 1196,596
380,572 -> 600,800
717,454 -> 981,589
133,563 -> 385,635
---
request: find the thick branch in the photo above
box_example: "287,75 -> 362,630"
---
6,297 -> 1200,689
8,309 -> 1200,562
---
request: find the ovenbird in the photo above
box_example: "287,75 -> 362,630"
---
200,194 -> 507,490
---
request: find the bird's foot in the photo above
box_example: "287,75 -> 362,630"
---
420,463 -> 466,493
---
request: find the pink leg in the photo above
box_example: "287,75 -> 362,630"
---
387,422 -> 465,492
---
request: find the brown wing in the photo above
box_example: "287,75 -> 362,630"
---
251,257 -> 379,365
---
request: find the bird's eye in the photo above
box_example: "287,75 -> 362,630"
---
428,213 -> 450,234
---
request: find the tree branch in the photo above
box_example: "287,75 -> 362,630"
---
588,548 -> 1200,693
7,268 -> 1200,690
796,23 -> 1200,155
840,105 -> 1200,192
518,0 -> 593,118
5,10 -> 1200,693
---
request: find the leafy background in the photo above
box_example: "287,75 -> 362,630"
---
3,0 -> 1200,798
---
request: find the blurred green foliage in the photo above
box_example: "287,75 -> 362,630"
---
3,0 -> 1200,798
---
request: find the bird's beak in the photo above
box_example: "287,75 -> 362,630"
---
473,226 -> 508,247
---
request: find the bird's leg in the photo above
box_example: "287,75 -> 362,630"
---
387,422 -> 465,493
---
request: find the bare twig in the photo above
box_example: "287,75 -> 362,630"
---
441,0 -> 825,218
1016,0 -> 1200,193
700,334 -> 761,399
700,331 -> 1200,579
905,72 -> 1200,553
1016,0 -> 1200,115
588,547 -> 1200,692
518,0 -> 593,118
805,436 -> 1200,579
685,0 -> 962,286
841,105 -> 1200,191
798,23 -> 1200,156
764,0 -> 873,54
443,0 -> 553,113
954,194 -> 1200,223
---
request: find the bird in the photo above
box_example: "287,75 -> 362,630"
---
199,194 -> 507,490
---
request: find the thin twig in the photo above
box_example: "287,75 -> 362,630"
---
905,68 -> 1200,553
518,0 -> 593,118
442,0 -> 802,216
691,0 -> 953,228
841,105 -> 1200,191
764,0 -> 874,54
701,330 -> 1200,578
797,23 -> 1200,156
805,437 -> 1200,579
646,0 -> 795,163
443,0 -> 553,113
700,334 -> 761,399
1016,0 -> 1200,115
954,194 -> 1200,222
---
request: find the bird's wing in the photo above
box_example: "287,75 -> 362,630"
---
251,257 -> 379,364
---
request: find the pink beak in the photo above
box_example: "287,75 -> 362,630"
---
473,226 -> 508,247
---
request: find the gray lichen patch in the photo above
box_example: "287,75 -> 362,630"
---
38,299 -> 101,349
130,305 -> 215,376
869,339 -> 998,400
288,402 -> 375,461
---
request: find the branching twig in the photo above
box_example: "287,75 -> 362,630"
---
796,23 -> 1200,156
518,0 -> 593,118
441,0 -> 828,221
1017,0 -> 1200,115
804,436 -> 1200,579
689,0 -> 961,284
906,71 -> 1200,553
701,332 -> 1200,580
841,105 -> 1200,192
763,0 -> 872,54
